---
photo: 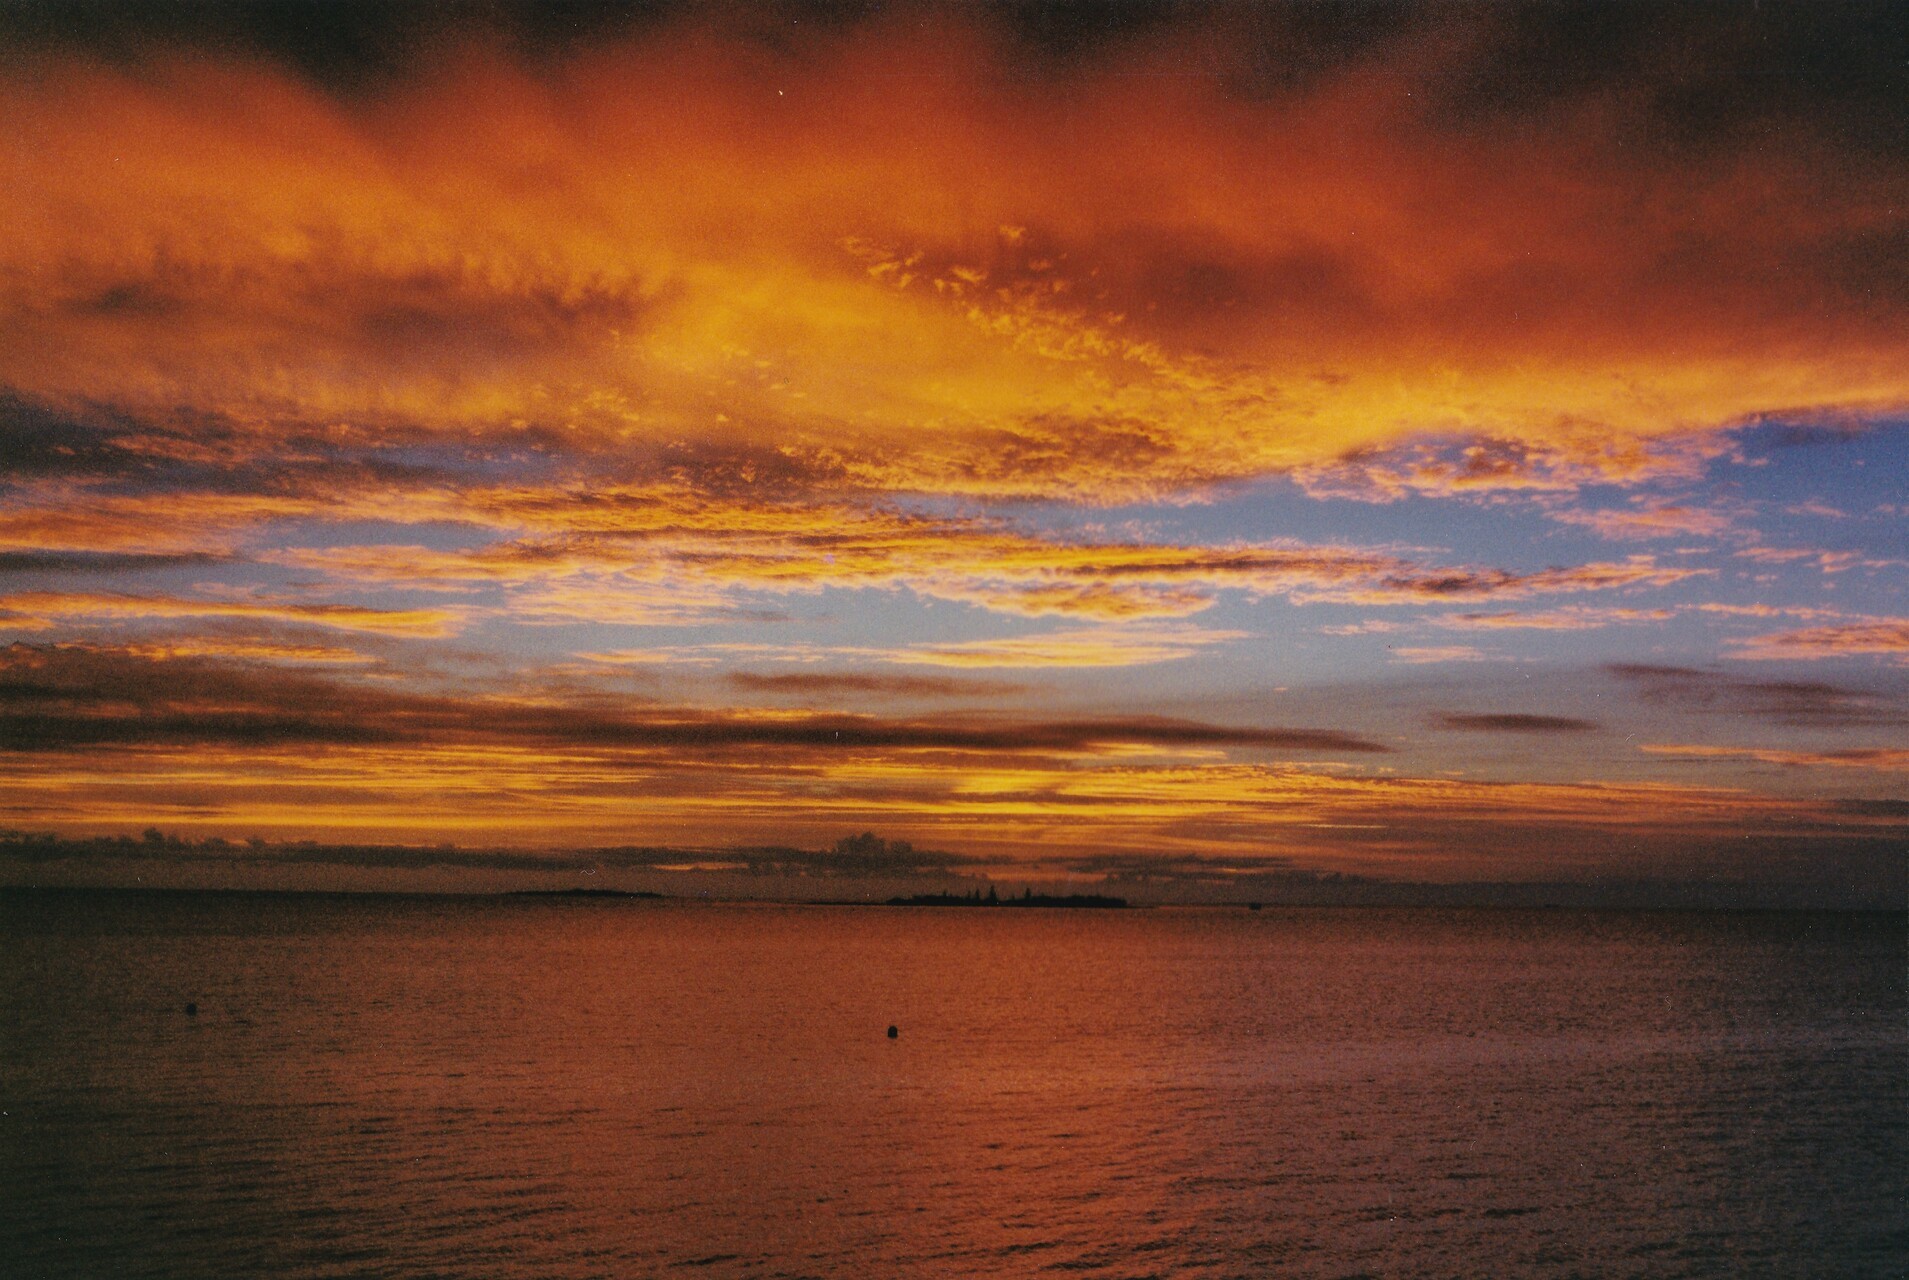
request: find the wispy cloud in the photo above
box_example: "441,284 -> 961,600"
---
273,514 -> 1717,624
588,623 -> 1249,671
0,591 -> 462,637
1311,557 -> 1707,606
2,10 -> 1902,509
1692,603 -> 1850,621
1641,744 -> 1909,772
1389,646 -> 1488,665
1548,503 -> 1739,541
1434,713 -> 1600,734
1736,546 -> 1904,577
1288,434 -> 1740,504
1440,606 -> 1676,631
892,624 -> 1247,669
725,671 -> 1026,700
109,637 -> 374,665
0,643 -> 1376,757
1607,663 -> 1906,727
1726,619 -> 1909,664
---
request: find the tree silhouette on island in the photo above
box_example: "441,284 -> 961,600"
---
883,883 -> 1129,910
816,833 -> 1127,908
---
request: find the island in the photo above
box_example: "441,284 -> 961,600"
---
885,887 -> 1129,910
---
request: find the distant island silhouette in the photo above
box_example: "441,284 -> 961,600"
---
5,831 -> 1891,910
886,886 -> 1129,910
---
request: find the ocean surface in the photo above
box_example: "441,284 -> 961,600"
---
1,892 -> 1903,1279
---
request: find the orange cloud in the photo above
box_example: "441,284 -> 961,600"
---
1642,744 -> 1909,772
1288,433 -> 1740,503
1388,646 -> 1489,665
583,622 -> 1246,671
1692,603 -> 1849,621
1,17 -> 1900,504
6,642 -> 1899,885
0,490 -> 317,555
0,10 -> 1899,898
1736,547 -> 1902,574
9,633 -> 1907,897
263,497 -> 1711,626
1548,503 -> 1739,541
725,671 -> 1025,701
1441,607 -> 1677,631
1305,557 -> 1706,606
113,638 -> 373,665
1727,619 -> 1909,664
888,623 -> 1246,669
0,591 -> 462,637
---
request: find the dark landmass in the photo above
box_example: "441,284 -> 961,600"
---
0,884 -> 1902,919
1,831 -> 1900,911
886,891 -> 1129,910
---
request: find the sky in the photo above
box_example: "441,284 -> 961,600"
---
0,1 -> 1904,904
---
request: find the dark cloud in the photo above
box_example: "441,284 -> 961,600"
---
1402,2 -> 1907,163
0,551 -> 228,576
269,839 -> 963,878
726,670 -> 1027,699
1743,419 -> 1881,451
1377,566 -> 1655,601
501,710 -> 1392,756
0,644 -> 396,749
0,829 -> 979,878
1060,850 -> 1357,885
1434,713 -> 1600,734
0,389 -> 472,497
3,3 -> 1895,166
1608,663 -> 1907,728
1837,797 -> 1909,819
0,0 -> 475,86
0,643 -> 1389,757
1,642 -> 344,709
347,271 -> 655,366
44,252 -> 663,384
0,392 -> 148,481
1380,569 -> 1538,599
0,710 -> 389,752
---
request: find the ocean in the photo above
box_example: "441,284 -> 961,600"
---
2,891 -> 1903,1278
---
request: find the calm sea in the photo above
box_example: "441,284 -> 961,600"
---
1,891 -> 1903,1278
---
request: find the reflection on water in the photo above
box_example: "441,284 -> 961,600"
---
2,892 -> 1903,1278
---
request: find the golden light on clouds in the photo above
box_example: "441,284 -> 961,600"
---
3,17 -> 1903,506
0,5 -> 1903,902
0,591 -> 462,637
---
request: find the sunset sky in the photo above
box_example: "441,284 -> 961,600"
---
1,2 -> 1903,903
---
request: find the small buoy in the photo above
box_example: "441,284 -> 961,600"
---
886,1025 -> 898,1039
184,1002 -> 198,1017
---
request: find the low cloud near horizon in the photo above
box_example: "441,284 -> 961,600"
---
0,2 -> 1903,904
